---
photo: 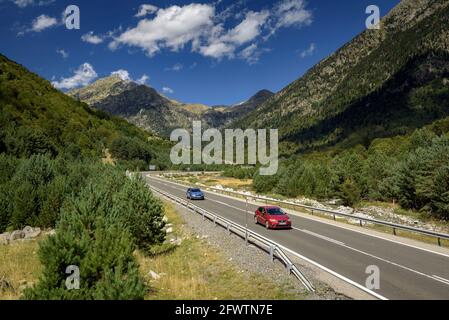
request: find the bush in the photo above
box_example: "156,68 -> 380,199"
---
24,185 -> 146,300
112,176 -> 166,253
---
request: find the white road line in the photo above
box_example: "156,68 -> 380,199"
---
432,275 -> 449,286
151,184 -> 389,300
212,199 -> 250,213
149,177 -> 449,291
299,229 -> 346,246
277,244 -> 389,300
149,175 -> 449,260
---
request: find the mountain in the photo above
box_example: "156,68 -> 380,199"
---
69,75 -> 196,136
202,89 -> 274,128
0,54 -> 171,168
69,77 -> 273,135
233,0 -> 449,155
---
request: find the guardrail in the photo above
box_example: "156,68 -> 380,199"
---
149,184 -> 316,292
154,175 -> 449,247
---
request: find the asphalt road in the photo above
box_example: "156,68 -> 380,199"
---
144,174 -> 449,300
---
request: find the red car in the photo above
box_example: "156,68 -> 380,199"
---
254,206 -> 292,229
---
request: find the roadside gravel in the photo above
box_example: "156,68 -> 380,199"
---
158,195 -> 350,300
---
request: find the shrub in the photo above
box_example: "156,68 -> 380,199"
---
112,176 -> 166,253
24,186 -> 146,300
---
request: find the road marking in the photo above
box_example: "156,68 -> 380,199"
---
149,175 -> 449,260
432,275 -> 449,286
149,177 -> 449,289
299,229 -> 346,246
276,244 -> 389,300
150,184 -> 389,300
213,199 -> 249,213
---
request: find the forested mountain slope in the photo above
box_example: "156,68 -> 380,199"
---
0,54 -> 171,168
234,0 -> 449,155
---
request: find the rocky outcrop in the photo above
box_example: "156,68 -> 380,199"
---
0,226 -> 42,245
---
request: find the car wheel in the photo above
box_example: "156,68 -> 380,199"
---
265,221 -> 270,229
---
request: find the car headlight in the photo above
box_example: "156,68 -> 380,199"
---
269,219 -> 277,223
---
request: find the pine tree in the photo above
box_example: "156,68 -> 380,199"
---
24,185 -> 146,300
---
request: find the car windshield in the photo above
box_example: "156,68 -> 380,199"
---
191,189 -> 201,193
267,208 -> 285,216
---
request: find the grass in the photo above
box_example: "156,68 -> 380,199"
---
0,238 -> 42,300
138,202 -> 304,300
0,201 -> 304,300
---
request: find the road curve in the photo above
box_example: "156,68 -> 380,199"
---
143,174 -> 449,300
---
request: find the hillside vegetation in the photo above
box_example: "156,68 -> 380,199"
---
0,54 -> 171,169
234,0 -> 449,156
222,0 -> 449,220
0,53 -> 171,299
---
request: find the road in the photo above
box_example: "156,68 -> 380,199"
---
144,174 -> 449,300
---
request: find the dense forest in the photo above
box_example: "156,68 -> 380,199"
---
223,117 -> 449,220
0,54 -> 171,299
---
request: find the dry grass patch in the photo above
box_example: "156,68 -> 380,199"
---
139,202 -> 303,300
0,238 -> 42,300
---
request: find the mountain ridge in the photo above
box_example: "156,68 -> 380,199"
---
232,0 -> 449,155
69,77 -> 273,135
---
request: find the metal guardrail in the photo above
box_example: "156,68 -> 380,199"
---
149,184 -> 316,292
154,175 -> 449,247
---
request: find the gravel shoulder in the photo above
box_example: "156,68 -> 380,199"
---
155,194 -> 352,300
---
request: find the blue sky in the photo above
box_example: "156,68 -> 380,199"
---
0,0 -> 400,105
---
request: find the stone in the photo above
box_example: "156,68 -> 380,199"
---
166,227 -> 174,234
0,233 -> 10,245
0,276 -> 13,293
10,230 -> 24,241
169,238 -> 182,246
23,226 -> 41,239
149,270 -> 161,280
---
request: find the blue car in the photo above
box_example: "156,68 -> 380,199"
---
187,188 -> 205,200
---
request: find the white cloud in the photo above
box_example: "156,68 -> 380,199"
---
111,69 -> 132,81
12,0 -> 55,7
13,0 -> 33,7
81,31 -> 104,44
52,63 -> 98,90
56,49 -> 69,59
31,14 -> 57,32
272,0 -> 312,32
300,42 -> 316,58
111,69 -> 150,85
135,4 -> 158,17
136,74 -> 150,85
111,3 -> 215,56
238,44 -> 263,64
108,0 -> 312,64
199,41 -> 235,59
165,63 -> 183,72
222,11 -> 269,45
162,86 -> 174,94
199,10 -> 269,60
